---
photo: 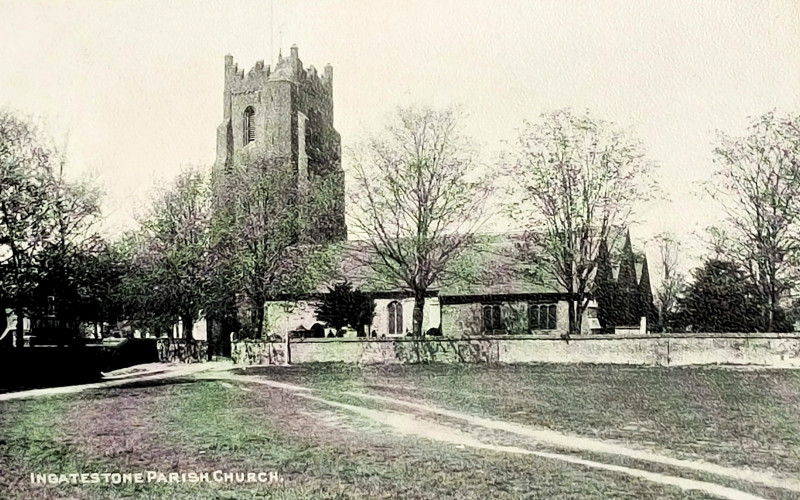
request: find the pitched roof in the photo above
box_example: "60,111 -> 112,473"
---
300,229 -> 648,298
308,234 -> 560,297
437,234 -> 561,295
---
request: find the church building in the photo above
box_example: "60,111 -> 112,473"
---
210,47 -> 652,342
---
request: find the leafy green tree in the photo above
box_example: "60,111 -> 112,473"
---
33,171 -> 105,340
71,242 -> 128,338
0,111 -> 55,346
1,113 -> 103,343
211,152 -> 339,339
593,238 -> 618,333
637,253 -> 658,329
1,111 -> 108,345
121,168 -> 210,339
676,259 -> 776,333
314,281 -> 375,335
616,231 -> 639,326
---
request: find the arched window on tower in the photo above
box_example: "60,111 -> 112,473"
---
243,106 -> 255,145
387,301 -> 403,336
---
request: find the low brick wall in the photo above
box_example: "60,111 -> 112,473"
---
231,334 -> 800,367
156,339 -> 208,363
233,340 -> 288,365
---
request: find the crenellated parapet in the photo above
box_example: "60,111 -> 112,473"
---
224,45 -> 332,96
225,55 -> 271,93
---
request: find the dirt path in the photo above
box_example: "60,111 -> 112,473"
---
3,365 -> 794,499
298,392 -> 767,500
206,372 -> 798,500
345,390 -> 800,494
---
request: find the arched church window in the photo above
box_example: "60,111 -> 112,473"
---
529,303 -> 557,331
388,301 -> 403,335
483,304 -> 503,333
243,106 -> 255,145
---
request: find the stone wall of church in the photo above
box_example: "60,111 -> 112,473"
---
441,299 -> 590,337
371,297 -> 441,337
262,296 -> 442,338
263,297 -> 600,338
265,300 -> 322,337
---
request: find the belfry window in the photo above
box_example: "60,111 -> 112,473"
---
243,106 -> 255,145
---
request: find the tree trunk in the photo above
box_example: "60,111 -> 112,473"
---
768,278 -> 777,332
0,305 -> 7,346
284,331 -> 292,365
574,297 -> 586,336
566,282 -> 576,337
207,316 -> 219,359
15,307 -> 24,348
255,302 -> 266,339
412,291 -> 425,338
566,299 -> 576,337
223,308 -> 236,354
182,314 -> 194,340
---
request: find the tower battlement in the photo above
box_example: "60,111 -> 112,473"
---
224,46 -> 332,95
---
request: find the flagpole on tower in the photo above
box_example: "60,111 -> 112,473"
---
269,0 -> 274,66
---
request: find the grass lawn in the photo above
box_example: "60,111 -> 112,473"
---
239,363 -> 800,475
0,363 -> 798,499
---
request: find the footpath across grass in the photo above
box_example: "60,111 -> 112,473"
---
0,363 -> 797,499
0,372 -> 726,500
237,363 -> 800,476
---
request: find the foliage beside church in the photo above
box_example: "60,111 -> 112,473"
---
594,231 -> 658,333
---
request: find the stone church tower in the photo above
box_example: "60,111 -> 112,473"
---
213,45 -> 347,243
208,46 -> 346,357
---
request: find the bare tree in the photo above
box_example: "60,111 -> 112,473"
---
707,111 -> 800,331
648,232 -> 685,332
510,109 -> 656,336
350,105 -> 492,337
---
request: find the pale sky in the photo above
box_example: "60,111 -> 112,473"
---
1,0 -> 799,264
